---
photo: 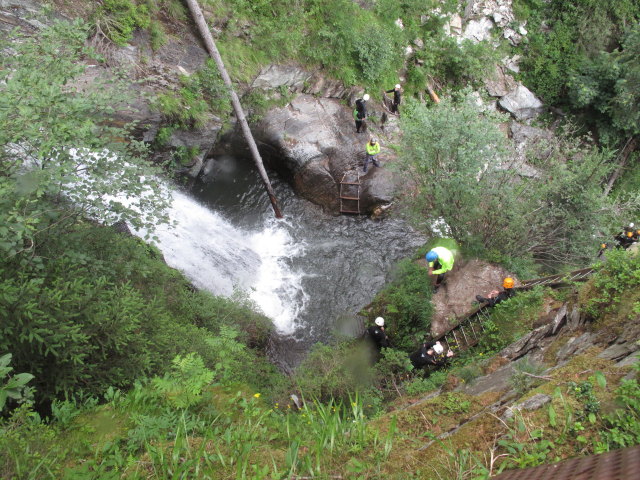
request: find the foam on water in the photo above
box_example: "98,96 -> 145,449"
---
140,189 -> 305,334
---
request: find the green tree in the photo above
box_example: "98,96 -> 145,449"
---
398,99 -> 640,267
568,23 -> 640,142
0,20 -> 170,269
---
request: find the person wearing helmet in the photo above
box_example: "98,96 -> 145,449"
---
366,316 -> 389,351
354,93 -> 370,133
363,137 -> 381,173
409,340 -> 454,369
614,223 -> 637,249
385,84 -> 402,114
425,246 -> 455,292
475,277 -> 516,307
597,242 -> 610,258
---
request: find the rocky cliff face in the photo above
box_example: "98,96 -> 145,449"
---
2,0 -> 555,216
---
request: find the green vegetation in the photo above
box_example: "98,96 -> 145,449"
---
91,0 -> 150,46
398,98 -> 640,269
2,4 -> 640,479
368,259 -> 433,351
518,0 -> 640,144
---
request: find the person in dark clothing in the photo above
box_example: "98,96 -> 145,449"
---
614,223 -> 637,249
597,242 -> 610,258
367,316 -> 389,350
385,84 -> 401,114
475,277 -> 515,307
410,341 -> 454,369
354,94 -> 369,133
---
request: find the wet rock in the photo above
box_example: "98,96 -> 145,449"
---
499,84 -> 545,121
430,259 -> 516,337
457,362 -> 515,396
443,13 -> 463,37
503,394 -> 552,421
251,94 -> 399,213
502,55 -> 521,74
567,306 -> 586,330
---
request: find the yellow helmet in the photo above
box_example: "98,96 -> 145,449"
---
627,231 -> 634,238
503,277 -> 514,289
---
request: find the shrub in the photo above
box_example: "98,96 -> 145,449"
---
369,259 -> 433,352
293,342 -> 373,403
91,0 -> 150,46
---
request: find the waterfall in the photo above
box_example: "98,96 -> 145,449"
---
137,188 -> 306,335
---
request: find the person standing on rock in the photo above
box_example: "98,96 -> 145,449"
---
354,93 -> 369,133
409,340 -> 454,369
385,84 -> 402,114
475,277 -> 515,307
363,137 -> 381,173
426,247 -> 454,293
367,317 -> 390,351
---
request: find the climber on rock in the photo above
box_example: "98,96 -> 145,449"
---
366,316 -> 390,351
475,277 -> 516,307
363,137 -> 381,173
409,340 -> 454,369
354,93 -> 369,133
425,247 -> 454,293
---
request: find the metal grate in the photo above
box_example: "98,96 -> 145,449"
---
491,445 -> 640,480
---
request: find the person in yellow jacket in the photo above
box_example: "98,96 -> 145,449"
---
425,247 -> 454,292
363,137 -> 381,173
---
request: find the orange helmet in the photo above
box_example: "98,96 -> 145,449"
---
503,277 -> 514,289
600,243 -> 607,249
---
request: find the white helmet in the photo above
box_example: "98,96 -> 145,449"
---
433,342 -> 444,354
395,84 -> 401,89
363,94 -> 370,101
630,223 -> 635,228
375,317 -> 384,327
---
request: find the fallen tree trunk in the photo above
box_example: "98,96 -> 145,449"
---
184,0 -> 283,218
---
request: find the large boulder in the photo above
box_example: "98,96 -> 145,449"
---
429,258 -> 517,337
251,94 -> 398,214
499,84 -> 545,121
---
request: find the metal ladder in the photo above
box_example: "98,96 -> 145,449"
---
432,266 -> 597,354
339,170 -> 361,215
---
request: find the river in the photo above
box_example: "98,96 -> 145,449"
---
147,155 -> 427,367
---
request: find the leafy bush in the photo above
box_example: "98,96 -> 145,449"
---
153,353 -> 214,408
398,98 -> 639,266
91,0 -> 150,46
597,373 -> 640,451
293,342 -> 373,403
369,259 -> 433,352
510,358 -> 547,395
405,370 -> 448,396
0,354 -> 34,413
581,249 -> 640,321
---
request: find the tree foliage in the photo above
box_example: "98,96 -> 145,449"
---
398,99 -> 640,268
0,20 -> 170,269
519,0 -> 640,143
567,23 -> 640,141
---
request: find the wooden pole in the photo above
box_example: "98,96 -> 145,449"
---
184,0 -> 283,218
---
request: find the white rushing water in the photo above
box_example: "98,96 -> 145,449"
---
139,189 -> 307,334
